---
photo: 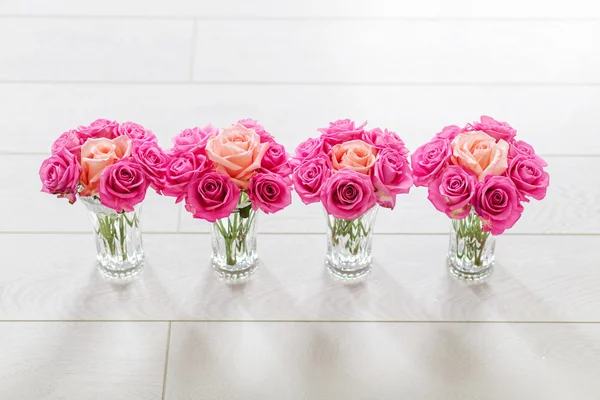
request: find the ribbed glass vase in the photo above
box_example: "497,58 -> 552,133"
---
210,194 -> 258,281
81,196 -> 144,280
325,206 -> 378,280
447,209 -> 496,281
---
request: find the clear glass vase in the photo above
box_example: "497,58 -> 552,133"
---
447,209 -> 496,281
210,194 -> 258,281
325,206 -> 378,280
81,196 -> 144,280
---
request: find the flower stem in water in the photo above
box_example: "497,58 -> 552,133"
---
452,212 -> 490,267
96,211 -> 138,260
215,193 -> 255,266
331,215 -> 371,256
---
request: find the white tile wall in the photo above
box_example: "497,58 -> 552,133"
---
194,21 -> 600,83
1,0 -> 599,18
2,84 -> 599,155
0,19 -> 194,81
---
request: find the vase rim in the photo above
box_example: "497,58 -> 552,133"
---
79,195 -> 142,215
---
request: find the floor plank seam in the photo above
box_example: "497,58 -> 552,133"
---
2,15 -> 600,22
2,80 -> 600,86
1,320 -> 599,324
161,322 -> 172,400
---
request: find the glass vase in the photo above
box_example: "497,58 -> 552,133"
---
210,194 -> 258,281
325,206 -> 378,280
447,209 -> 496,281
81,196 -> 144,280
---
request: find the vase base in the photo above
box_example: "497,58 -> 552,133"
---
97,260 -> 143,281
213,261 -> 258,282
326,260 -> 372,281
447,257 -> 493,281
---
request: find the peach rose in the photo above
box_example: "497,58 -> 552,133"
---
80,136 -> 132,196
331,140 -> 378,175
451,131 -> 509,181
205,124 -> 269,189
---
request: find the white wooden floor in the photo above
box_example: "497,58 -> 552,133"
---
1,1 -> 599,399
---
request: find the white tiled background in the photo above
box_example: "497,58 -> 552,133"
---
0,1 -> 599,399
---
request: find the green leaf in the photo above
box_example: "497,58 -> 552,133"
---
239,204 -> 252,219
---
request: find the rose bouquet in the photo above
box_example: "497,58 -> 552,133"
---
412,116 -> 550,280
39,119 -> 164,279
163,119 -> 292,280
292,119 -> 413,280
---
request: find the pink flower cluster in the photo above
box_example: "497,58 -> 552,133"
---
413,116 -> 550,235
292,119 -> 413,220
39,119 -> 158,212
164,119 -> 293,222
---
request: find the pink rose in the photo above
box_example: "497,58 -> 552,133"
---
185,171 -> 240,222
471,115 -> 516,143
51,130 -> 82,159
290,137 -> 325,169
237,118 -> 275,143
293,155 -> 332,205
321,169 -> 377,220
76,119 -> 119,140
318,119 -> 367,150
205,123 -> 269,189
427,165 -> 477,219
171,125 -> 218,156
509,140 -> 548,167
362,128 -> 408,155
371,149 -> 413,209
505,155 -> 550,202
131,141 -> 170,192
117,121 -> 158,143
451,131 -> 509,182
474,175 -> 524,235
434,125 -> 462,141
411,138 -> 452,187
248,172 -> 292,214
331,140 -> 377,175
39,148 -> 81,204
260,142 -> 292,179
98,158 -> 149,212
162,152 -> 209,202
80,136 -> 132,197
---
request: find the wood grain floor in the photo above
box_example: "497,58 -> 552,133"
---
1,0 -> 599,398
1,233 -> 598,322
0,322 -> 168,399
165,322 -> 600,400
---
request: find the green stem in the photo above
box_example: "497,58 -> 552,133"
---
452,212 -> 490,267
215,193 -> 255,266
331,215 -> 371,256
95,211 -> 137,260
118,213 -> 126,261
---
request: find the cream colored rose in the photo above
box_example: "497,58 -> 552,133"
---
205,124 -> 269,189
331,140 -> 378,175
450,131 -> 509,181
80,136 -> 132,196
